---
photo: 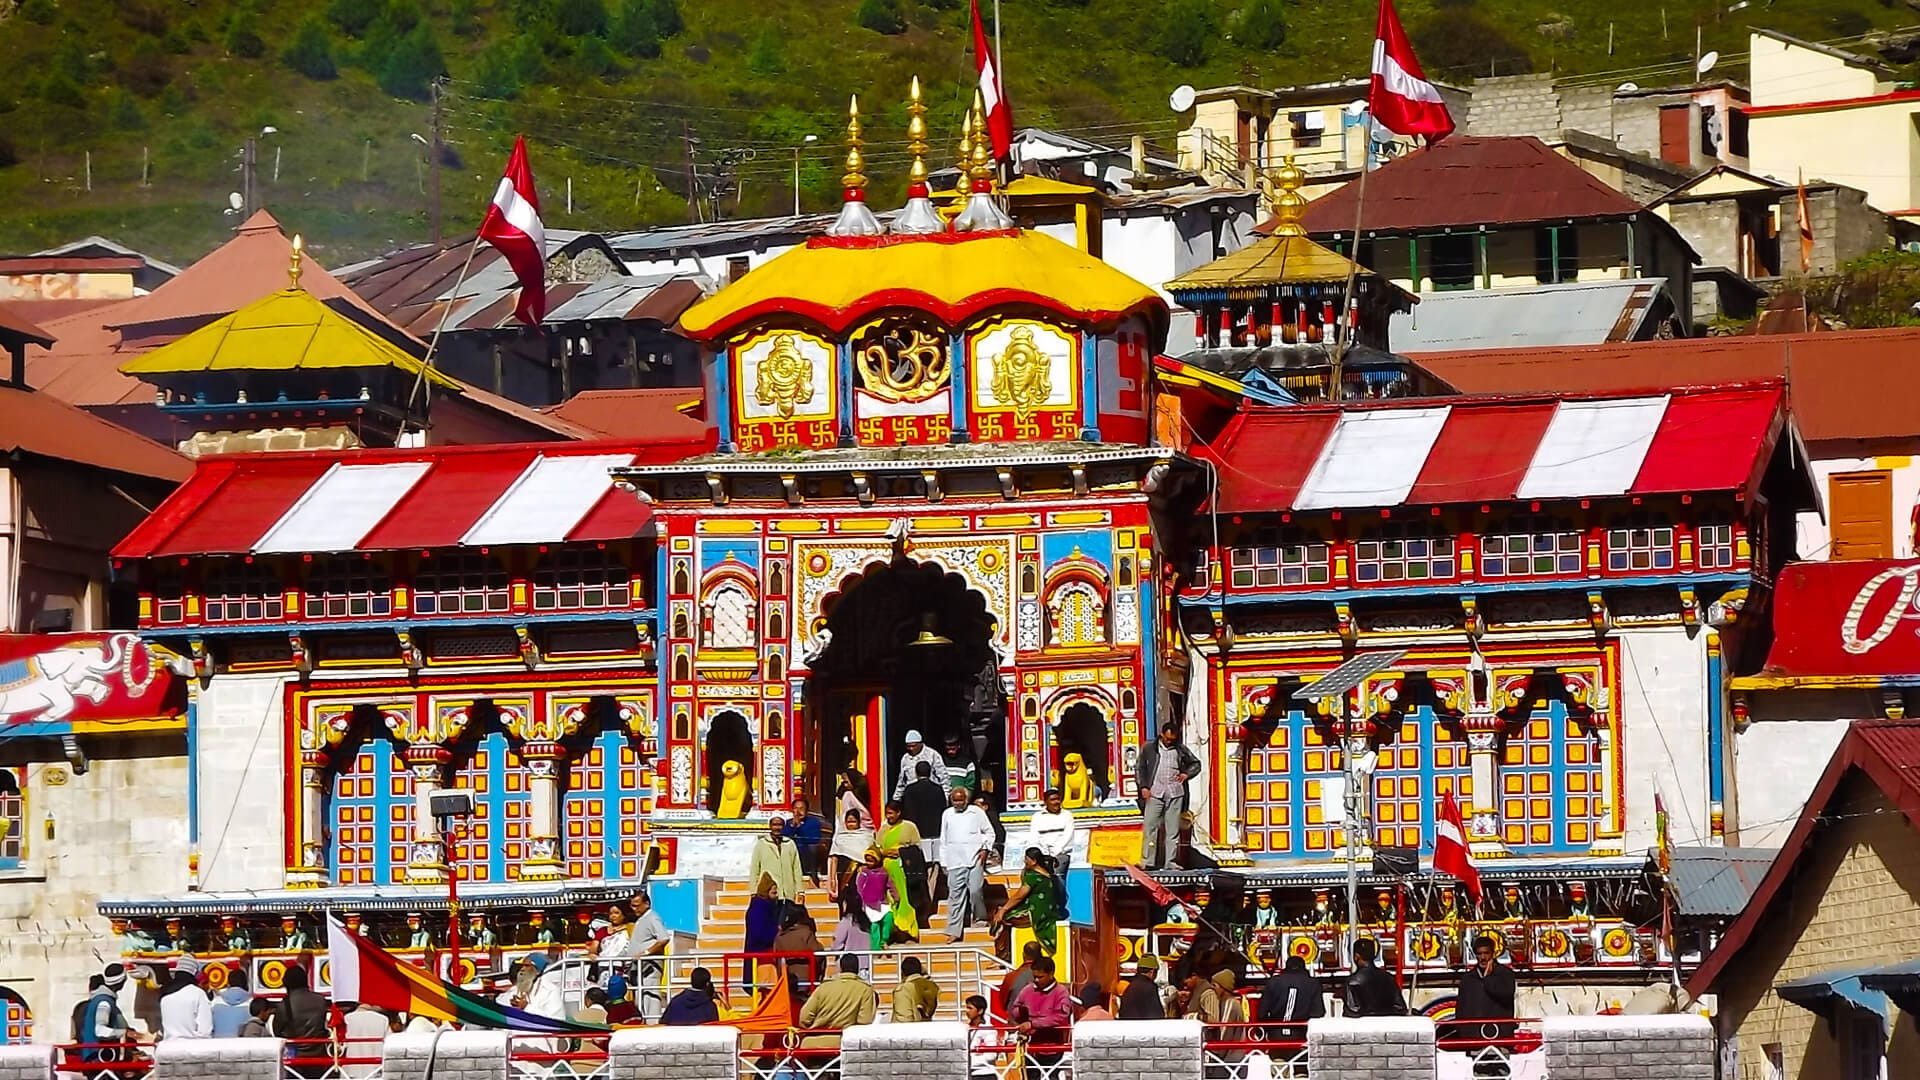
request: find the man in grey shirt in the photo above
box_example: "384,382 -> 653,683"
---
1135,722 -> 1201,870
627,888 -> 670,1019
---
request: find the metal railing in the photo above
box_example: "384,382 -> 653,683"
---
283,1035 -> 387,1080
508,1032 -> 609,1080
55,1043 -> 152,1079
737,1032 -> 842,1080
1201,1022 -> 1308,1080
1434,1019 -> 1545,1079
970,1027 -> 1072,1080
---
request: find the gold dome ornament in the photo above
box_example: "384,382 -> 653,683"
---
288,235 -> 305,290
1259,156 -> 1310,237
892,75 -> 945,235
827,94 -> 883,238
952,90 -> 1013,232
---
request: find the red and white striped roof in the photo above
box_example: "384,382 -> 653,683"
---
1199,384 -> 1789,514
115,441 -> 696,559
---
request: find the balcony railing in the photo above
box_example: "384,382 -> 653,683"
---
1202,1022 -> 1309,1080
55,1043 -> 152,1079
971,1026 -> 1072,1080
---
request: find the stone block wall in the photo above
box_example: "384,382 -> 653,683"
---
1070,1018 -> 1202,1076
841,1021 -> 970,1080
152,1037 -> 285,1080
0,1045 -> 52,1080
384,1029 -> 509,1080
1466,74 -> 1562,138
608,1024 -> 740,1080
1543,1014 -> 1714,1080
1308,1016 -> 1437,1080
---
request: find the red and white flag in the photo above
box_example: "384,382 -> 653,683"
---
1370,0 -> 1454,143
970,0 -> 1013,161
479,135 -> 547,326
1434,789 -> 1482,903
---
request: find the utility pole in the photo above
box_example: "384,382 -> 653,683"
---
242,136 -> 258,217
430,78 -> 445,244
683,121 -> 700,223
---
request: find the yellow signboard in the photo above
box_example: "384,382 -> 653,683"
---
1086,826 -> 1143,868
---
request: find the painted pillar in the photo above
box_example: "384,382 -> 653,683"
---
1705,630 -> 1726,840
714,346 -> 737,453
1078,329 -> 1101,441
404,746 -> 450,885
289,751 -> 331,888
836,338 -> 856,447
948,331 -> 969,443
1463,720 -> 1505,856
521,742 -> 566,880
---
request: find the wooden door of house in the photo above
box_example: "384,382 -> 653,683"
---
1659,105 -> 1691,166
1829,470 -> 1895,559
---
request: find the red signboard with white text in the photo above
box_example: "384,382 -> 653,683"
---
1762,560 -> 1920,678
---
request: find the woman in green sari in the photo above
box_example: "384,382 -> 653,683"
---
990,847 -> 1065,955
876,801 -> 922,942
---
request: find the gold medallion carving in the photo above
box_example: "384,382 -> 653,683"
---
754,334 -> 816,418
990,325 -> 1053,419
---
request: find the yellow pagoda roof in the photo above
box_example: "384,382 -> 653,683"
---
930,175 -> 1104,202
121,286 -> 460,389
1165,233 -> 1376,293
678,229 -> 1168,344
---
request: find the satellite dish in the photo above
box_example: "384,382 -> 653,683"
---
228,192 -> 244,210
260,125 -> 278,136
1697,50 -> 1719,76
1617,82 -> 1640,93
1345,99 -> 1368,117
1169,84 -> 1196,113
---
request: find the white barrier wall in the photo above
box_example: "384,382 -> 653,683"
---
151,1037 -> 285,1080
841,1021 -> 971,1080
383,1029 -> 510,1080
609,1024 -> 741,1080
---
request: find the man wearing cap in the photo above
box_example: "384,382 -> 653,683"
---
1117,955 -> 1165,1019
1071,981 -> 1112,1022
78,966 -> 132,1067
892,730 -> 948,800
158,955 -> 213,1039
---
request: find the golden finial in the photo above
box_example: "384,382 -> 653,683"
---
967,90 -> 994,189
907,76 -> 930,189
1260,156 -> 1309,237
842,94 -> 868,194
288,234 -> 304,290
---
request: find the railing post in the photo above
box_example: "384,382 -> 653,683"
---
1074,1019 -> 1202,1080
841,1021 -> 969,1080
0,1044 -> 54,1080
384,1029 -> 510,1080
1306,1016 -> 1436,1080
610,1024 -> 740,1080
152,1037 -> 285,1080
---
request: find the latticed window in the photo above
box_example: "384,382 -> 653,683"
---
449,731 -> 532,883
1607,517 -> 1676,572
414,553 -> 509,615
1697,521 -> 1736,569
202,563 -> 286,623
1353,524 -> 1454,583
533,549 -> 633,612
153,575 -> 187,625
1228,529 -> 1330,587
331,736 -> 412,886
0,769 -> 24,871
1482,517 -> 1583,577
303,559 -> 393,619
1047,581 -> 1108,647
701,581 -> 756,650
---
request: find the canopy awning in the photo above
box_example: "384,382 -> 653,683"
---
1776,963 -> 1891,1022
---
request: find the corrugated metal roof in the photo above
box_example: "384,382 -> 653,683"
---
1387,279 -> 1669,352
0,383 -> 190,481
1670,846 -> 1777,917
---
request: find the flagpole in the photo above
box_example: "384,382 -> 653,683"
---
1328,135 -> 1370,403
401,233 -> 484,437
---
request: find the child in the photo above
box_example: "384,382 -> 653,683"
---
965,994 -> 1001,1080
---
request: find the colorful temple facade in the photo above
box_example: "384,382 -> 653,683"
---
0,104 -> 1826,1033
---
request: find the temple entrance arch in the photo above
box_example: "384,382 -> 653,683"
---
806,558 -> 1003,815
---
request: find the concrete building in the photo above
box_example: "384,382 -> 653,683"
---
1468,75 -> 1752,179
1685,720 -> 1920,1080
1174,79 -> 1472,188
1747,29 -> 1920,218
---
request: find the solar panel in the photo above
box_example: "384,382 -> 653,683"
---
1291,650 -> 1408,702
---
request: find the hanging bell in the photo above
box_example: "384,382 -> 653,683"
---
908,612 -> 952,648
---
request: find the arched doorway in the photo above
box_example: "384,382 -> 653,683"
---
806,559 -> 1000,814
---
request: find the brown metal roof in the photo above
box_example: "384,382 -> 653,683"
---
0,382 -> 189,481
0,254 -> 146,274
1413,328 -> 1920,445
0,303 -> 55,348
1684,721 -> 1920,996
1298,136 -> 1647,234
542,387 -> 706,440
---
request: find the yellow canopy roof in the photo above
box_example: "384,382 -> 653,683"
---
1165,233 -> 1373,292
121,288 -> 460,389
679,229 -> 1167,344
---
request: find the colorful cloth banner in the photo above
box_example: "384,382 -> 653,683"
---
325,916 -> 606,1035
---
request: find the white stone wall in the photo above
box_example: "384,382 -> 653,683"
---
1618,628 -> 1713,852
0,740 -> 187,1041
193,672 -> 291,894
1734,713 -> 1857,848
841,1020 -> 969,1080
384,1029 -> 509,1080
1543,1013 -> 1714,1080
1308,1016 -> 1437,1080
152,1036 -> 284,1080
0,1044 -> 52,1080
1070,1018 -> 1202,1077
609,1024 -> 739,1080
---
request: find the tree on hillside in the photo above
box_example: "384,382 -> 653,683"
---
327,0 -> 384,37
747,26 -> 784,76
611,0 -> 661,57
648,0 -> 684,39
557,0 -> 611,37
1159,0 -> 1219,67
1413,9 -> 1533,77
856,0 -> 907,35
284,15 -> 341,81
1236,0 -> 1287,51
379,24 -> 445,101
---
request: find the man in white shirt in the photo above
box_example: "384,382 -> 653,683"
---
1024,788 -> 1077,880
938,786 -> 993,940
893,730 -> 949,800
627,888 -> 671,1020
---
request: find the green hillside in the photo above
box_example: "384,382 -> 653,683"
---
0,0 -> 1914,267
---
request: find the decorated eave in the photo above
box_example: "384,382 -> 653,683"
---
112,439 -> 700,563
675,229 -> 1171,344
1191,381 -> 1798,515
1103,853 -> 1655,890
100,882 -> 642,919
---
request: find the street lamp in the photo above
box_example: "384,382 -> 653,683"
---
430,790 -> 476,984
794,134 -> 818,216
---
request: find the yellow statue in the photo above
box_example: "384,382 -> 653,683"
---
1057,752 -> 1094,808
990,325 -> 1052,419
754,334 -> 815,418
717,759 -> 750,818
